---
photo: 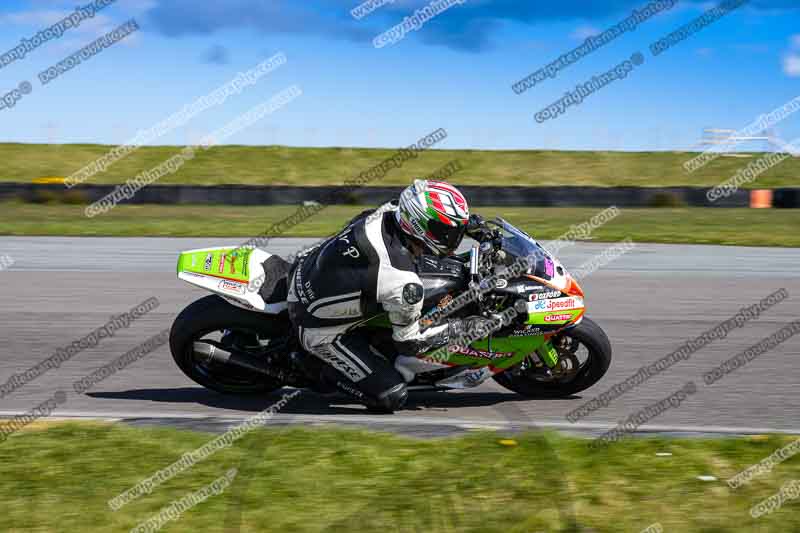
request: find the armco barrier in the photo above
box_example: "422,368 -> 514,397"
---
1,182 -> 795,207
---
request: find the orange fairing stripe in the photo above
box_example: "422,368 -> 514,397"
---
524,274 -> 584,298
564,276 -> 585,298
524,274 -> 559,290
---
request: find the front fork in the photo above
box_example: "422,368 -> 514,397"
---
536,340 -> 560,369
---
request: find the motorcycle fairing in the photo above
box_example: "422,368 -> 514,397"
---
176,246 -> 287,314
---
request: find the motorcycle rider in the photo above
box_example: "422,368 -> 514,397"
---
287,179 -> 488,412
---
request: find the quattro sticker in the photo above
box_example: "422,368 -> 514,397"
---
544,313 -> 573,322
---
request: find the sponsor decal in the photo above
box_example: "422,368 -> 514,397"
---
336,380 -> 365,399
294,256 -> 310,305
227,249 -> 250,277
242,250 -> 250,277
450,345 -> 513,360
302,280 -> 317,302
342,246 -> 361,259
437,294 -> 453,309
529,290 -> 561,301
546,298 -> 580,311
534,300 -> 547,311
420,294 -> 454,327
218,280 -> 246,295
322,353 -> 362,381
510,325 -> 544,337
544,313 -> 573,322
204,253 -> 213,272
494,278 -> 508,289
218,254 -> 226,274
226,252 -> 237,274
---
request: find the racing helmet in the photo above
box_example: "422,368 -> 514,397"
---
396,179 -> 470,255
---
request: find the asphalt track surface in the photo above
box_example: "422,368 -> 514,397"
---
1,236 -> 799,437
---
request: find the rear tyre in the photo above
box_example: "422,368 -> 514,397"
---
169,295 -> 289,394
493,317 -> 612,398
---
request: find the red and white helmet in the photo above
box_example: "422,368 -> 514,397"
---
396,179 -> 469,255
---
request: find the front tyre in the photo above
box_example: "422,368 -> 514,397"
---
493,317 -> 612,398
169,295 -> 288,394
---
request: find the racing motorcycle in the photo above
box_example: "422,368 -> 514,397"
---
169,218 -> 612,403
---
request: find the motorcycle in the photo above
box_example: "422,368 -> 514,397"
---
169,217 -> 612,403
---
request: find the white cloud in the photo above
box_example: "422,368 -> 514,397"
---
570,25 -> 599,40
1,9 -> 69,26
0,3 -> 145,54
2,7 -> 142,56
28,0 -> 156,12
780,35 -> 800,77
1,10 -> 116,36
783,54 -> 800,77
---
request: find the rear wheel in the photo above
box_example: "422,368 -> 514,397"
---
169,295 -> 289,394
493,317 -> 612,398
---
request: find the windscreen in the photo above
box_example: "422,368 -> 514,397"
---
496,218 -> 556,281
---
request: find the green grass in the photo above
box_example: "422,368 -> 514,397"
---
2,203 -> 799,247
4,143 -> 800,187
2,422 -> 800,532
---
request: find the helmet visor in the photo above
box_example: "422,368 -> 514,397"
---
427,218 -> 467,253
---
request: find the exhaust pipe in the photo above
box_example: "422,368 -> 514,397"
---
193,342 -> 276,377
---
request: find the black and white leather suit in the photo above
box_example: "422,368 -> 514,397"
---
287,202 -> 462,411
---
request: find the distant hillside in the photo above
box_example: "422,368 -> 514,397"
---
1,143 -> 797,188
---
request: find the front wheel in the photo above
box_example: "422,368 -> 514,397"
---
493,317 -> 612,398
169,295 -> 289,394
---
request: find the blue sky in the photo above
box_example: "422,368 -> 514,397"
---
0,0 -> 798,151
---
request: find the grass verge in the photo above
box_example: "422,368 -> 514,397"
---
2,203 -> 799,247
4,143 -> 800,188
1,422 -> 799,532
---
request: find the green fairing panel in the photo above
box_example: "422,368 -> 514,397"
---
177,248 -> 252,282
418,334 -> 547,369
362,314 -> 546,369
